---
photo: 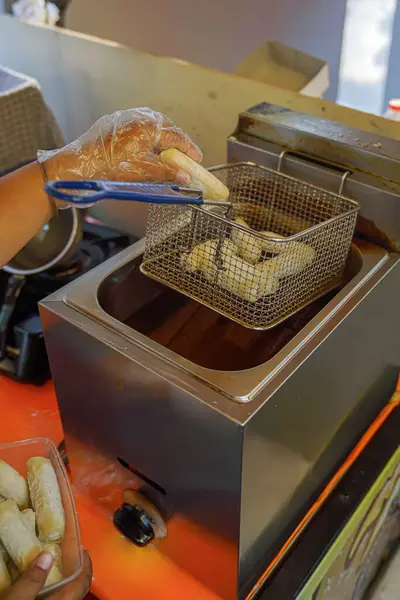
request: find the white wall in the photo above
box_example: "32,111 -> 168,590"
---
337,0 -> 398,115
4,15 -> 398,237
66,0 -> 346,101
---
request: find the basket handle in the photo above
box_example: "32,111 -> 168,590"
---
277,150 -> 352,196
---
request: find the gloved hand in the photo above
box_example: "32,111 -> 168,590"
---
38,107 -> 202,186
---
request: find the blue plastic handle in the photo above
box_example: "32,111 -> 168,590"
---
44,180 -> 204,206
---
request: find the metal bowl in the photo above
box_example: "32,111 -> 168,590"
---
3,208 -> 82,276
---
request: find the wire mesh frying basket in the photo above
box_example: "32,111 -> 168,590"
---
141,162 -> 359,330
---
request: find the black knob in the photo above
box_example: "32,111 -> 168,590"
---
113,503 -> 155,547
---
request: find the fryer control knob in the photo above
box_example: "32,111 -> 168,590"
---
113,503 -> 155,547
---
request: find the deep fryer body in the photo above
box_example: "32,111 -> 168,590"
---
40,238 -> 400,599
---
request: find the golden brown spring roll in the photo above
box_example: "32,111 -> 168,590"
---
21,509 -> 36,537
27,458 -> 65,543
0,500 -> 42,572
0,460 -> 29,509
0,554 -> 11,594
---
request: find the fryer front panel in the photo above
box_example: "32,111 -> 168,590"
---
239,258 -> 400,594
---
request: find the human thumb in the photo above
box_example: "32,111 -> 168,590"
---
2,552 -> 54,599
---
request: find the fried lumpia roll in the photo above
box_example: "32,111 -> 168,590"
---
0,460 -> 29,509
0,554 -> 11,594
21,509 -> 36,537
0,499 -> 42,572
27,458 -> 65,543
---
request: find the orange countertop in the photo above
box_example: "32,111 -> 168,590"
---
2,374 -> 399,600
0,376 -> 219,600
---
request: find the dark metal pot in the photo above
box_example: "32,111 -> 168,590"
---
0,208 -> 82,359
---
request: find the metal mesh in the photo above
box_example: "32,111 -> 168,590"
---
141,163 -> 359,330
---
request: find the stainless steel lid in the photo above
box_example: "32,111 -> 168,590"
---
234,102 -> 400,188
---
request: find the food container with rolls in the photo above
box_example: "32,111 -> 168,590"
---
0,438 -> 83,597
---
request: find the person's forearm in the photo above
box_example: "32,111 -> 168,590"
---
0,162 -> 54,267
0,107 -> 201,269
0,145 -> 84,268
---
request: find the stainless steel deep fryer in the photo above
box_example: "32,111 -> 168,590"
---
40,102 -> 400,600
142,162 -> 359,329
46,166 -> 358,331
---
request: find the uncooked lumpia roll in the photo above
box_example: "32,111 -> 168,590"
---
42,543 -> 63,587
21,509 -> 36,537
0,554 -> 11,594
0,540 -> 8,563
27,458 -> 65,543
7,559 -> 19,583
44,561 -> 63,587
0,460 -> 29,509
0,499 -> 42,572
43,543 -> 62,573
160,148 -> 229,201
44,565 -> 62,587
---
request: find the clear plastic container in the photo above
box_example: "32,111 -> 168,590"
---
0,438 -> 84,598
384,99 -> 400,121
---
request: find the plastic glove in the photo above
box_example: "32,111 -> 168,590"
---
38,107 -> 202,188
